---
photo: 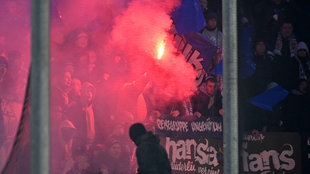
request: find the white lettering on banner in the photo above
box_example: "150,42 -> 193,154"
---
196,140 -> 218,166
171,161 -> 196,172
243,131 -> 265,142
197,167 -> 220,174
174,33 -> 207,86
187,50 -> 205,86
242,143 -> 295,172
191,120 -> 222,133
157,119 -> 189,132
166,137 -> 219,166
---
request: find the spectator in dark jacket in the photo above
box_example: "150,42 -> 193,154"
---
129,123 -> 171,174
191,76 -> 223,119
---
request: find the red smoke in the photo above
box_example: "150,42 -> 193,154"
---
1,0 -> 200,172
108,0 -> 197,101
53,0 -> 197,102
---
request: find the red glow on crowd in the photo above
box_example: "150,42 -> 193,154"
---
1,0 -> 198,173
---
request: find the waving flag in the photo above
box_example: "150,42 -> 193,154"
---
249,85 -> 289,111
2,74 -> 30,174
171,0 -> 205,34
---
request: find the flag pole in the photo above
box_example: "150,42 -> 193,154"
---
31,0 -> 50,173
222,0 -> 239,173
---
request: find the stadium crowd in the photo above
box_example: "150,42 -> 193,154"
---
0,0 -> 310,173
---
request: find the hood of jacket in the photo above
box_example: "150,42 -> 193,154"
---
136,131 -> 160,146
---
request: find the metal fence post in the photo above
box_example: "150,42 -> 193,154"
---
31,0 -> 50,173
222,0 -> 239,173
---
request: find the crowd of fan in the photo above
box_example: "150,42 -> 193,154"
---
236,1 -> 310,172
0,0 -> 310,173
236,0 -> 310,134
198,0 -> 310,133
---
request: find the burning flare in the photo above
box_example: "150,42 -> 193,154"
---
157,40 -> 165,60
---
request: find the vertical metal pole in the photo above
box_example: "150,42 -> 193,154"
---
31,0 -> 50,173
222,0 -> 239,173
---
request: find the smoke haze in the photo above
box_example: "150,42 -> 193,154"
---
1,0 -> 199,173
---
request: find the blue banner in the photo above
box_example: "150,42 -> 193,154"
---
171,0 -> 205,35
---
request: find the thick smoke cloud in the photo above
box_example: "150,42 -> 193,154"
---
2,0 -> 200,172
50,1 -> 198,173
0,0 -> 31,172
107,0 -> 197,101
50,0 -> 198,124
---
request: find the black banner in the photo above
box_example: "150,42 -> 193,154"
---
241,132 -> 301,174
156,117 -> 223,174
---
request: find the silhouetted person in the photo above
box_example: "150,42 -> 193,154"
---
129,123 -> 171,174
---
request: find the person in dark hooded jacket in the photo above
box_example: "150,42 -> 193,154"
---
129,123 -> 171,174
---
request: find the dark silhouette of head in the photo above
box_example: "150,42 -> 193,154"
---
129,123 -> 146,145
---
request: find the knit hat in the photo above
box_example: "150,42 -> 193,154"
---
252,37 -> 266,45
129,123 -> 146,144
106,138 -> 121,149
77,32 -> 88,38
296,41 -> 309,55
82,81 -> 96,95
204,11 -> 217,21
